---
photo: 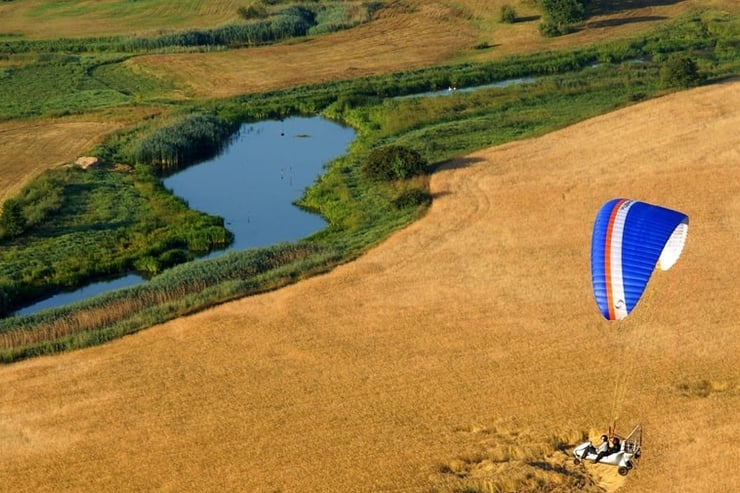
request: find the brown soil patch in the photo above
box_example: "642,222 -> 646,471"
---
1,81 -> 737,492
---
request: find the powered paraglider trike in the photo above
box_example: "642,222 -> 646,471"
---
573,424 -> 643,476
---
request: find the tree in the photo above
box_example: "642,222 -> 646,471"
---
539,0 -> 587,37
0,199 -> 26,238
660,56 -> 703,89
362,145 -> 428,182
500,5 -> 517,24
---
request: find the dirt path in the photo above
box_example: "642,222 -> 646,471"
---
0,81 -> 737,492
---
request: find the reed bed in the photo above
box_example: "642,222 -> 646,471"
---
0,243 -> 342,361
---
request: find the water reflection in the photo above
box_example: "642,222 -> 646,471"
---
15,116 -> 355,316
163,116 -> 355,254
14,274 -> 144,317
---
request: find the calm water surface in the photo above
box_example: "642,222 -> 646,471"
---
15,116 -> 355,316
164,116 -> 355,253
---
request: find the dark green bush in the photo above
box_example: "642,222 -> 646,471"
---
500,5 -> 517,24
393,188 -> 432,209
660,55 -> 703,88
538,20 -> 575,37
0,199 -> 26,238
362,145 -> 428,182
158,249 -> 192,268
539,0 -> 587,37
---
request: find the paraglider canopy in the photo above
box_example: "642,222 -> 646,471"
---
591,199 -> 688,320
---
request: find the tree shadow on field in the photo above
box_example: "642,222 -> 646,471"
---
588,0 -> 683,16
428,157 -> 485,200
434,156 -> 485,172
708,74 -> 740,85
586,15 -> 667,28
430,190 -> 452,200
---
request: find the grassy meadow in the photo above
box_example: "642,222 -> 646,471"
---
0,1 -> 738,491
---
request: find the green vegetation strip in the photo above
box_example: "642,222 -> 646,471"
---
0,10 -> 737,362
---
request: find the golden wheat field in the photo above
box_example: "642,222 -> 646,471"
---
0,107 -> 162,205
0,0 -> 246,39
0,80 -> 737,492
0,118 -> 116,205
1,1 -> 739,491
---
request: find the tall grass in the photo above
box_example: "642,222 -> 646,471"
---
127,112 -> 239,171
0,242 -> 341,362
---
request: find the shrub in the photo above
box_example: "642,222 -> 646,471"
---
660,55 -> 703,88
362,145 -> 428,182
500,5 -> 517,24
539,0 -> 587,37
133,256 -> 160,274
158,249 -> 192,269
0,199 -> 26,238
393,188 -> 432,209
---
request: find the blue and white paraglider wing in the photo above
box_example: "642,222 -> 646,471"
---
591,199 -> 688,320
